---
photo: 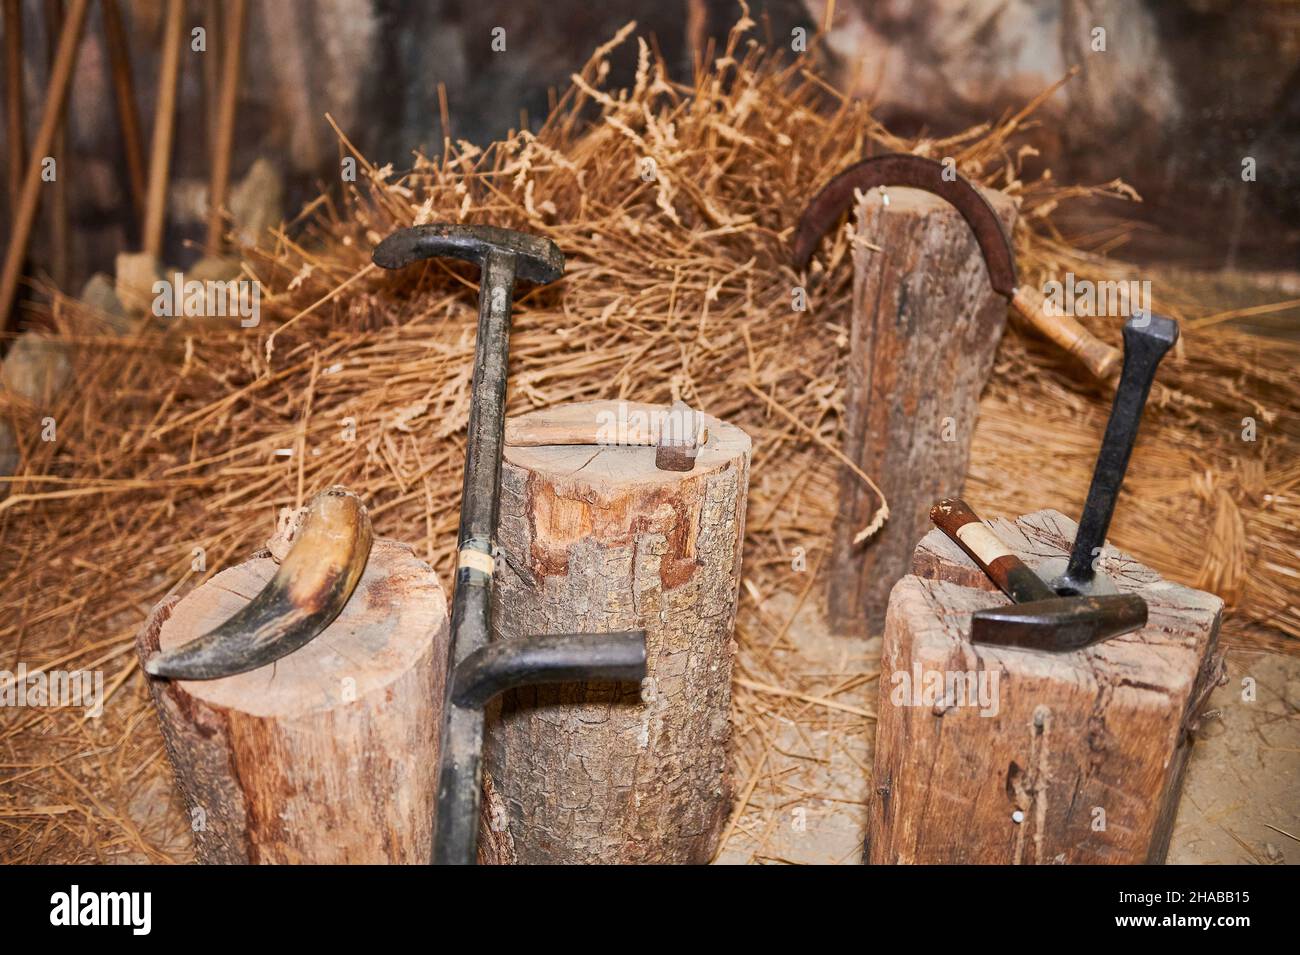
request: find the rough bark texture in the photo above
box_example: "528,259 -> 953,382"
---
137,538 -> 448,864
485,400 -> 750,864
828,185 -> 1018,635
867,508 -> 1226,864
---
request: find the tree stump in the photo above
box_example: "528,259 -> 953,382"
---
868,508 -> 1226,864
484,400 -> 750,864
828,185 -> 1018,635
137,537 -> 448,864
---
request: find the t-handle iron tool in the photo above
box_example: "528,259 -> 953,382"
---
373,224 -> 648,865
1045,313 -> 1180,597
930,498 -> 1147,651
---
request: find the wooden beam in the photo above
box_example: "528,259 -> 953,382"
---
0,0 -> 89,328
100,0 -> 147,224
206,0 -> 246,253
141,0 -> 183,260
3,0 -> 25,215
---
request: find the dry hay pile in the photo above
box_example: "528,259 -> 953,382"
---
1,16 -> 1297,863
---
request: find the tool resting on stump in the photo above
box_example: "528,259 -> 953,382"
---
794,154 -> 1121,381
930,498 -> 1146,650
372,224 -> 647,865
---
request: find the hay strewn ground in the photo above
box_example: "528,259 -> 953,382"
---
1,16 -> 1296,862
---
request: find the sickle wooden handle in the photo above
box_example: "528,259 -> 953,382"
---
1011,286 -> 1121,382
929,498 -> 1057,605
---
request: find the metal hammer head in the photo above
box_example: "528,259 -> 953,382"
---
972,593 -> 1148,651
373,223 -> 564,285
654,400 -> 705,472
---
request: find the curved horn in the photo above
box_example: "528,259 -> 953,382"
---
145,486 -> 373,680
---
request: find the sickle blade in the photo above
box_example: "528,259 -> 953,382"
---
792,154 -> 1018,296
145,486 -> 373,680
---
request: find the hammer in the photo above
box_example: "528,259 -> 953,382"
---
930,498 -> 1147,651
1045,313 -> 1180,597
792,154 -> 1122,381
373,224 -> 647,865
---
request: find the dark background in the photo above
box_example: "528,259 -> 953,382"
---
3,0 -> 1298,317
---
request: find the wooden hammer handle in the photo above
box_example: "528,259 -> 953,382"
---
1011,285 -> 1122,382
929,498 -> 1056,605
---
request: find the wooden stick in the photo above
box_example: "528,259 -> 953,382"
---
45,0 -> 69,290
100,0 -> 146,223
0,0 -> 89,328
3,0 -> 24,215
141,0 -> 183,259
206,0 -> 245,252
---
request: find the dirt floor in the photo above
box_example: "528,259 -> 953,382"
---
715,587 -> 1300,865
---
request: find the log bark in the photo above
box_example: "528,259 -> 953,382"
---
137,537 -> 448,864
867,508 -> 1226,864
828,184 -> 1018,635
484,400 -> 750,864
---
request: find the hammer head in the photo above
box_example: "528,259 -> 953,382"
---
971,593 -> 1148,652
373,223 -> 564,285
654,401 -> 704,471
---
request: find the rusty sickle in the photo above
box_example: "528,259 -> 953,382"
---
792,154 -> 1121,382
929,498 -> 1146,652
145,486 -> 373,680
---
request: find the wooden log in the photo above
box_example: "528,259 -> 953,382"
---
484,400 -> 750,864
137,537 -> 448,864
827,185 -> 1018,635
867,508 -> 1225,864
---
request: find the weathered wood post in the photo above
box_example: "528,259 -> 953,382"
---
138,537 -> 448,864
828,185 -> 1018,634
483,400 -> 750,864
868,509 -> 1225,864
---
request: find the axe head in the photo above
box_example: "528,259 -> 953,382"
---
971,593 -> 1148,652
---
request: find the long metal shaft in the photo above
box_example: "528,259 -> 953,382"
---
434,250 -> 517,866
1059,315 -> 1178,593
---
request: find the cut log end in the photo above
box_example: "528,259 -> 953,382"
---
869,508 -> 1225,865
489,400 -> 751,864
139,537 -> 448,863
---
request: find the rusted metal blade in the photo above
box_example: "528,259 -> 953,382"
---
792,154 -> 1018,297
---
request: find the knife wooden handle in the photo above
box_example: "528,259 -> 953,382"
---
929,498 -> 1056,604
1012,285 -> 1121,382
